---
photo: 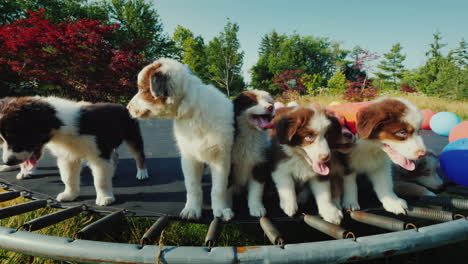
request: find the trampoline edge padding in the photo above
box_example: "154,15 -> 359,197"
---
0,218 -> 466,264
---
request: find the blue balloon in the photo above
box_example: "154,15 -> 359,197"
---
429,112 -> 461,136
440,138 -> 468,187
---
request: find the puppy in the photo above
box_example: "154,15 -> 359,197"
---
296,110 -> 356,211
269,106 -> 343,224
127,59 -> 234,221
230,90 -> 274,217
336,98 -> 426,215
0,96 -> 148,206
392,150 -> 444,198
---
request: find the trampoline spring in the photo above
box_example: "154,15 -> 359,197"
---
205,217 -> 221,249
303,214 -> 355,240
75,210 -> 125,240
404,206 -> 464,222
0,199 -> 48,220
260,216 -> 285,247
420,196 -> 468,210
140,215 -> 170,248
0,191 -> 21,203
20,205 -> 86,231
348,211 -> 416,232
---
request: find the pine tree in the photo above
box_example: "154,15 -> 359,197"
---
376,43 -> 406,89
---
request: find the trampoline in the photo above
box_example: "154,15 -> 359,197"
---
0,119 -> 467,264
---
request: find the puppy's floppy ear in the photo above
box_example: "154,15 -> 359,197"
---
356,105 -> 386,139
275,116 -> 301,145
150,72 -> 171,97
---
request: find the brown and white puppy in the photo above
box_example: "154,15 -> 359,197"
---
0,96 -> 148,206
341,97 -> 426,215
296,111 -> 356,210
127,58 -> 234,221
392,150 -> 444,198
230,90 -> 274,217
269,106 -> 343,224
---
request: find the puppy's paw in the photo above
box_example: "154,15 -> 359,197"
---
319,205 -> 343,225
213,208 -> 234,221
95,195 -> 116,206
0,165 -> 18,172
16,171 -> 32,180
280,199 -> 298,217
56,191 -> 79,202
136,168 -> 149,180
180,205 -> 202,220
342,198 -> 360,211
249,205 -> 266,217
381,197 -> 408,215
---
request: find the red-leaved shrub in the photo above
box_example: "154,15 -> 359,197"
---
400,84 -> 418,93
343,76 -> 378,102
0,9 -> 147,102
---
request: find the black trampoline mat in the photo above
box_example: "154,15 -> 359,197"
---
0,120 -> 449,222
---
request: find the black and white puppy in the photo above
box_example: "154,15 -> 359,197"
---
392,150 -> 444,198
230,90 -> 274,217
0,96 -> 148,206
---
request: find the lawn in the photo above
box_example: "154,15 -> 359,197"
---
0,93 -> 467,264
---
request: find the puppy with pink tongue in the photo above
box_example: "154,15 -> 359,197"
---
337,97 -> 426,215
269,105 -> 343,224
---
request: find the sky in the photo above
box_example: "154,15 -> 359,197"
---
152,0 -> 468,82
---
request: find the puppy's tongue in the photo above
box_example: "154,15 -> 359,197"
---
253,115 -> 272,129
382,144 -> 415,171
305,155 -> 330,175
23,153 -> 38,171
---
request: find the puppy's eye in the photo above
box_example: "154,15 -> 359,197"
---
395,130 -> 407,138
305,135 -> 314,142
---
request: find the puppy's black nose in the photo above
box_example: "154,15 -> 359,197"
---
5,156 -> 20,166
266,105 -> 274,112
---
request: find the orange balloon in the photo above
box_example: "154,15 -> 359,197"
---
326,102 -> 371,134
421,109 -> 436,130
449,121 -> 468,142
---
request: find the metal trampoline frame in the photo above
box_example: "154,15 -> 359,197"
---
0,187 -> 467,264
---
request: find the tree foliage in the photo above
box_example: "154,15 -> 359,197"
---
250,31 -> 348,94
172,25 -> 209,82
327,70 -> 348,94
105,0 -> 178,59
0,9 -> 147,102
376,43 -> 406,89
206,20 -> 245,96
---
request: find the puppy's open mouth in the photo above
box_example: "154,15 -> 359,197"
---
22,151 -> 40,171
250,114 -> 273,130
382,143 -> 416,171
304,154 -> 330,176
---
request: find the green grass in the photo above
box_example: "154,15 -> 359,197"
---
1,93 -> 467,263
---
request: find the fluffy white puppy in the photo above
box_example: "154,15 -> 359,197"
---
127,58 -> 234,221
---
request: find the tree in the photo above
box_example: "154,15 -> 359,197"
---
206,20 -> 245,96
327,70 -> 347,94
250,31 -> 348,94
376,43 -> 406,89
426,32 -> 447,59
343,48 -> 379,102
449,38 -> 468,69
2,0 -> 109,23
106,0 -> 178,58
172,25 -> 209,82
